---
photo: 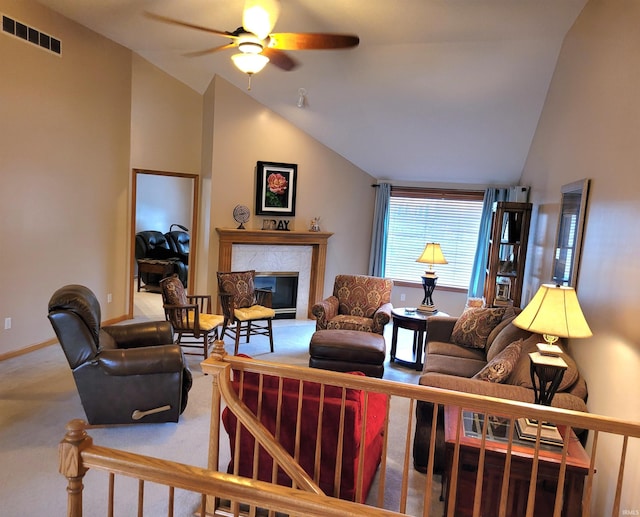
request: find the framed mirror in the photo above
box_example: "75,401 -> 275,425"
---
552,179 -> 590,288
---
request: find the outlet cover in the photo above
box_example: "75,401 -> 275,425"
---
4,318 -> 11,330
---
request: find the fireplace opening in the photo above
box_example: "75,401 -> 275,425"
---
255,272 -> 299,320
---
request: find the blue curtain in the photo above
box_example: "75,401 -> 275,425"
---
368,183 -> 391,277
467,188 -> 509,299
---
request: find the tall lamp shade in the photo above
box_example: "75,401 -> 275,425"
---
513,283 -> 592,348
416,243 -> 448,313
416,243 -> 448,274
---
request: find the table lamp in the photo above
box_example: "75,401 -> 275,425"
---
512,283 -> 592,443
416,243 -> 447,313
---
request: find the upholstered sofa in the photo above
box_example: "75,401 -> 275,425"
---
222,363 -> 387,503
412,307 -> 589,473
311,274 -> 394,335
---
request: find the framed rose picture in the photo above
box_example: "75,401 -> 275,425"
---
255,161 -> 297,216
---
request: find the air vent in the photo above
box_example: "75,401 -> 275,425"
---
2,14 -> 61,55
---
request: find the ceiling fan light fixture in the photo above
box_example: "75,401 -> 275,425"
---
237,40 -> 263,54
243,0 -> 281,40
231,52 -> 270,75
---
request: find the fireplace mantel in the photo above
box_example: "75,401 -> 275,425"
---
216,228 -> 333,318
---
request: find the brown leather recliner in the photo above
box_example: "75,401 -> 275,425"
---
47,284 -> 192,425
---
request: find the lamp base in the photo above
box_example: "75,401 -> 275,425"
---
417,304 -> 437,314
536,342 -> 563,357
515,417 -> 563,446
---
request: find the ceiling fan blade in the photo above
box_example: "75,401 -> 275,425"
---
243,0 -> 281,40
262,48 -> 298,71
183,43 -> 236,58
268,33 -> 359,50
144,12 -> 235,39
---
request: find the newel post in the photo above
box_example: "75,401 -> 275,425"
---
59,419 -> 93,517
201,341 -> 229,515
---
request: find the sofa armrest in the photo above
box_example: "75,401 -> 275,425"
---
97,344 -> 185,375
103,321 -> 174,349
425,316 -> 458,344
413,372 -> 589,473
418,373 -> 588,412
311,296 -> 339,329
371,302 -> 393,333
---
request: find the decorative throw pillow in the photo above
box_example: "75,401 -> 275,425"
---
161,275 -> 187,305
473,339 -> 523,383
451,307 -> 506,349
218,271 -> 255,308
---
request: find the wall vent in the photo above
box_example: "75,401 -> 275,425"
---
2,14 -> 61,55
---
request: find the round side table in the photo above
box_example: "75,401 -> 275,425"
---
390,307 -> 449,370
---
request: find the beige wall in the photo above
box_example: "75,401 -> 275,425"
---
129,55 -> 203,296
202,76 -> 377,299
0,0 -> 132,354
130,54 -> 203,174
521,1 -> 640,511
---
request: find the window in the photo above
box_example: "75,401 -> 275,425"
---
385,187 -> 484,290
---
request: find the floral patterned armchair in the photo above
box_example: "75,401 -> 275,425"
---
312,274 -> 394,335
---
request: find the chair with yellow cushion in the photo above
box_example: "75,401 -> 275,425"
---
160,275 -> 224,359
217,270 -> 276,355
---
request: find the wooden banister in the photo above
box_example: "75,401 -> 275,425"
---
202,352 -> 640,517
60,351 -> 640,517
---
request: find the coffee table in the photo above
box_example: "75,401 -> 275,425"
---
137,258 -> 177,292
390,307 -> 448,370
443,406 -> 590,517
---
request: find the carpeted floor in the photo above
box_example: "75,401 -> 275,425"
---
0,291 -> 443,516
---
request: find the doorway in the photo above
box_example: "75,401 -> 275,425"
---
129,169 -> 200,319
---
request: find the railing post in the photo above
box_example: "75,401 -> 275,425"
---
59,419 -> 93,517
201,342 -> 228,516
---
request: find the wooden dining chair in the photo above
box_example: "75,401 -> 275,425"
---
160,275 -> 224,359
217,270 -> 276,355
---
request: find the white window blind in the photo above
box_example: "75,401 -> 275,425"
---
385,188 -> 484,289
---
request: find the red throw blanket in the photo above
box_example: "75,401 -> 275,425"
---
222,367 -> 387,503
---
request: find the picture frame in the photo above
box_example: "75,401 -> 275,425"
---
255,161 -> 297,216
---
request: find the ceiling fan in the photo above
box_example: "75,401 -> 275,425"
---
146,0 -> 359,88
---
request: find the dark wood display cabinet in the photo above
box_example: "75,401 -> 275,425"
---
484,201 -> 532,308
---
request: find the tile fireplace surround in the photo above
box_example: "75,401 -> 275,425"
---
216,228 -> 333,319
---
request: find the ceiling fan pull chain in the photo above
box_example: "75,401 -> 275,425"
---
247,73 -> 253,90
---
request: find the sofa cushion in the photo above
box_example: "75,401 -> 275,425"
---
451,307 -> 506,349
473,339 -> 523,383
418,372 -> 588,412
507,335 -> 580,392
426,341 -> 487,362
423,354 -> 487,378
486,321 -> 533,362
327,314 -> 376,333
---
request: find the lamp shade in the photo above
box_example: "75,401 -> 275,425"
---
243,0 -> 281,40
513,284 -> 592,339
231,52 -> 270,75
416,243 -> 448,266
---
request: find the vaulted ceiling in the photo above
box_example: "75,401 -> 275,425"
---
36,0 -> 587,185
